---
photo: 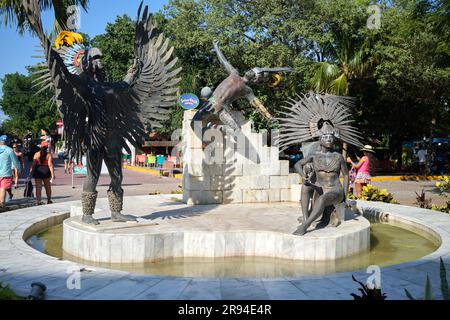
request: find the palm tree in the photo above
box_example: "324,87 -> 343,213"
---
310,34 -> 370,96
310,33 -> 371,157
0,0 -> 89,33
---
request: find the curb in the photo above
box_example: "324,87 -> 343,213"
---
371,175 -> 444,182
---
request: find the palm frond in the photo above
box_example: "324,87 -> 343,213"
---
0,0 -> 89,33
310,62 -> 341,93
329,73 -> 348,96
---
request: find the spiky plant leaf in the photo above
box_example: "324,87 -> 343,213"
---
404,288 -> 416,300
424,275 -> 434,300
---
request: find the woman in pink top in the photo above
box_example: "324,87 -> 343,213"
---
347,145 -> 375,197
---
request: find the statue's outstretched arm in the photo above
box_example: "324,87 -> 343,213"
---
213,40 -> 239,75
244,92 -> 273,120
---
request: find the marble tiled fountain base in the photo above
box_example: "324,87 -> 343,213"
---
63,195 -> 370,264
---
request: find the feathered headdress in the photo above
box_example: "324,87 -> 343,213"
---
276,92 -> 363,150
55,31 -> 83,49
55,31 -> 86,75
32,31 -> 86,94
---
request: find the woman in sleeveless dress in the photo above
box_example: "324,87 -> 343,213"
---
29,141 -> 55,205
347,145 -> 375,197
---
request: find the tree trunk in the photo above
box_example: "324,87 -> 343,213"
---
396,142 -> 403,172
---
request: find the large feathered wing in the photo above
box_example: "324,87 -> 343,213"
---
23,0 -> 89,160
120,2 -> 182,139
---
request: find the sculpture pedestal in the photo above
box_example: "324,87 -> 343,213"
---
181,110 -> 301,205
63,195 -> 370,264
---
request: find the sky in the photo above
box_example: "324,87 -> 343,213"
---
0,0 -> 169,121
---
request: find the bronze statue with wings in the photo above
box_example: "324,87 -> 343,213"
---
22,0 -> 181,225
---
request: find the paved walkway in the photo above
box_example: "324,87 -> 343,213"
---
5,156 -> 447,208
1,195 -> 449,300
4,157 -> 181,207
370,179 -> 446,207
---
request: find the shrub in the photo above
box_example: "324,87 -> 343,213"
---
432,176 -> 450,214
350,275 -> 387,300
415,189 -> 432,209
347,185 -> 398,204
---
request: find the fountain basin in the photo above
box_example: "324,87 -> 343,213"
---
63,197 -> 370,264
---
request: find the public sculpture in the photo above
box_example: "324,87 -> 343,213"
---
192,41 -> 292,131
278,93 -> 363,235
22,0 -> 181,225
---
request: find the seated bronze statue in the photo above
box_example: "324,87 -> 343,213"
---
294,128 -> 349,235
277,92 -> 363,236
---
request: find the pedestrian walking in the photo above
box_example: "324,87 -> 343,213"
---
12,143 -> 25,188
29,141 -> 55,205
0,135 -> 21,208
63,148 -> 72,174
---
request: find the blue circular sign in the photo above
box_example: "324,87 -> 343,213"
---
179,93 -> 200,110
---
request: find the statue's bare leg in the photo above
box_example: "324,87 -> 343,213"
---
294,191 -> 342,236
81,149 -> 102,225
218,108 -> 240,132
299,185 -> 314,223
104,149 -> 136,222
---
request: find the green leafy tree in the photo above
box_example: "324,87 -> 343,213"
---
367,1 -> 450,169
91,15 -> 136,82
0,71 -> 58,138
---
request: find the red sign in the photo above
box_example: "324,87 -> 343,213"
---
56,120 -> 63,127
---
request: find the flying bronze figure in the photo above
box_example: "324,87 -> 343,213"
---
23,0 -> 181,225
192,40 -> 293,132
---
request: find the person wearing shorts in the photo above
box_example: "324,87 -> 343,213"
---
347,145 -> 375,197
29,141 -> 55,205
12,144 -> 25,188
0,135 -> 21,208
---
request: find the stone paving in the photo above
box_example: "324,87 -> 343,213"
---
1,194 -> 449,300
370,179 -> 447,207
4,156 -> 446,209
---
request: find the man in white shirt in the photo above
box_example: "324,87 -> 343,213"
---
417,146 -> 427,175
